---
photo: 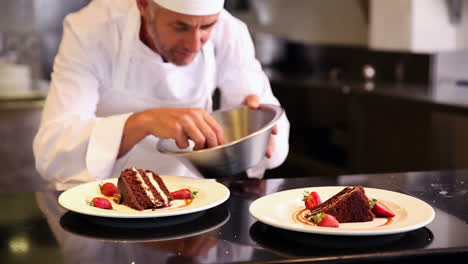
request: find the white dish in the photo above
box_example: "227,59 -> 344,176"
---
58,175 -> 230,218
249,186 -> 435,236
0,90 -> 43,99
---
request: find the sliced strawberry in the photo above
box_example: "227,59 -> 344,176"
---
303,191 -> 322,209
312,213 -> 339,228
370,199 -> 395,217
91,197 -> 112,209
171,189 -> 198,200
100,182 -> 117,197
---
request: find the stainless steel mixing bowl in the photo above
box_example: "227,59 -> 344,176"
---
157,104 -> 284,178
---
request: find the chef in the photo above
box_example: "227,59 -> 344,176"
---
33,0 -> 290,190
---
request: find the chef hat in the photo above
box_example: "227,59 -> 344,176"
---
152,0 -> 225,16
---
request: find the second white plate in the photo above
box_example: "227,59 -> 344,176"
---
249,186 -> 434,236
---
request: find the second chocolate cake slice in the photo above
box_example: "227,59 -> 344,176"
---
306,186 -> 374,223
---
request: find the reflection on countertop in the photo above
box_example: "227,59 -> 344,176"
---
1,171 -> 468,263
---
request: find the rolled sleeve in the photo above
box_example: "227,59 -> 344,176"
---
33,7 -> 125,188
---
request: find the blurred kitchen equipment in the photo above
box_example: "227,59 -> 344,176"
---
34,0 -> 91,80
253,33 -> 286,67
362,64 -> 375,91
250,0 -> 280,25
362,64 -> 376,81
157,104 -> 284,178
0,0 -> 40,94
0,62 -> 32,96
0,0 -> 35,33
448,0 -> 462,25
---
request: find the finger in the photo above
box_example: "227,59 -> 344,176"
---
242,94 -> 260,109
191,112 -> 220,148
181,117 -> 206,150
173,123 -> 191,149
203,112 -> 226,145
272,124 -> 278,135
266,134 -> 275,158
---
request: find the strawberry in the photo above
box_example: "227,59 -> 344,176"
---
100,182 -> 117,197
91,197 -> 112,209
171,189 -> 198,200
303,191 -> 322,209
369,199 -> 395,217
311,213 -> 339,228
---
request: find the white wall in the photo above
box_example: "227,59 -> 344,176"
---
433,50 -> 468,82
369,0 -> 468,53
247,0 -> 368,46
368,0 -> 413,51
242,0 -> 468,53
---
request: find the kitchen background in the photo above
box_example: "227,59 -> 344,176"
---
2,0 -> 468,188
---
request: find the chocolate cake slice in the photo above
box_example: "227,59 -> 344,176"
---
117,168 -> 173,210
306,186 -> 374,223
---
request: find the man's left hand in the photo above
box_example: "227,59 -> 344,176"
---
242,94 -> 278,158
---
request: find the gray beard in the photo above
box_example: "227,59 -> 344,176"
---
145,11 -> 168,62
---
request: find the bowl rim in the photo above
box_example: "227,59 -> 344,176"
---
157,104 -> 284,156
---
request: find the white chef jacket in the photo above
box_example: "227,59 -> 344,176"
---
33,0 -> 290,190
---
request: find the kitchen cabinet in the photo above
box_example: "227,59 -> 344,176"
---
347,93 -> 433,173
267,79 -> 468,177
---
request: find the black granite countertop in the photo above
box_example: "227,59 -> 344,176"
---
1,170 -> 467,264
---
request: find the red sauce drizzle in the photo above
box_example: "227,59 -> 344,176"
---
378,217 -> 393,226
185,198 -> 194,206
174,198 -> 194,208
292,208 -> 315,226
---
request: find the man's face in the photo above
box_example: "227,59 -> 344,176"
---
141,3 -> 220,66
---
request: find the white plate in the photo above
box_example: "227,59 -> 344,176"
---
58,175 -> 230,218
249,186 -> 435,236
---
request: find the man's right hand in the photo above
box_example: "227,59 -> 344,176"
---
118,108 -> 225,157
